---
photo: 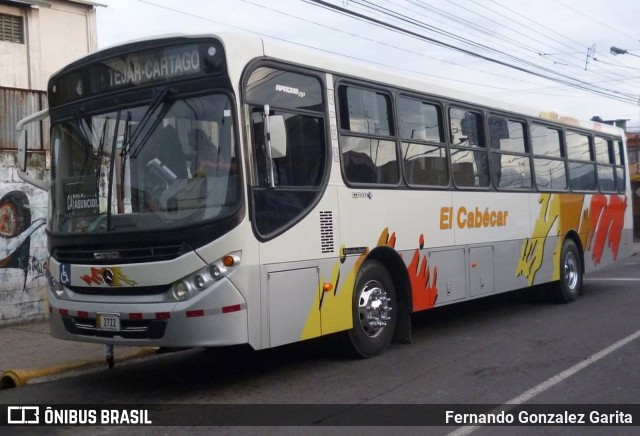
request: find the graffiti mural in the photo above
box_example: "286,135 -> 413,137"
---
0,154 -> 50,325
0,191 -> 46,278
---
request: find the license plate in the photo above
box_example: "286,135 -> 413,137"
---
96,313 -> 121,331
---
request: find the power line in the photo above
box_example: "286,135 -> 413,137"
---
393,0 -> 640,96
307,0 -> 638,104
132,0 -> 640,106
551,0 -> 639,43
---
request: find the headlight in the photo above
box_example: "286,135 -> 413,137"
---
54,284 -> 65,298
170,252 -> 241,301
173,282 -> 190,300
193,274 -> 206,289
209,265 -> 225,279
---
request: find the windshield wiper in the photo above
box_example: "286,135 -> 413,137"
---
119,111 -> 132,205
127,87 -> 171,160
106,110 -> 121,231
95,118 -> 109,189
73,109 -> 93,148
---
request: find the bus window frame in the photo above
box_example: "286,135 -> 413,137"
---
335,79 -> 401,188
565,129 -> 598,193
594,135 -> 617,194
487,112 -> 533,192
241,59 -> 332,242
397,92 -> 450,189
447,104 -> 491,190
530,121 -> 569,193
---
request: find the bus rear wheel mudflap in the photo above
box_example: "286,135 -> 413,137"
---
344,259 -> 397,358
553,238 -> 583,303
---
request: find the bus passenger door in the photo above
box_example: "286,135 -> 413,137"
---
243,66 -> 330,348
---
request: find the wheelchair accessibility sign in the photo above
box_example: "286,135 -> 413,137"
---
59,264 -> 71,286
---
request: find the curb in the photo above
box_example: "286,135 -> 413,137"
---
0,348 -> 157,389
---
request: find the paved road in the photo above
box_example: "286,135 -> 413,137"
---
1,254 -> 639,435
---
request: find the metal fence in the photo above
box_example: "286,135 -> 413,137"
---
0,86 -> 48,150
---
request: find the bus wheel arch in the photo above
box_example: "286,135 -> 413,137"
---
366,247 -> 412,345
564,231 -> 585,277
341,248 -> 411,358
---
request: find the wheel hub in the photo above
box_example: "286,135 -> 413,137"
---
564,252 -> 578,290
357,280 -> 392,338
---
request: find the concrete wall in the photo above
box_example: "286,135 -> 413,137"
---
0,150 -> 48,326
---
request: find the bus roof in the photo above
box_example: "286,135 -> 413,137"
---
72,30 -> 623,137
257,34 -> 624,138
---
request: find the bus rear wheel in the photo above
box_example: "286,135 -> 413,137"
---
344,260 -> 397,358
553,238 -> 583,303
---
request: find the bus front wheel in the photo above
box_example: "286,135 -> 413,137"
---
554,238 -> 583,303
344,260 -> 397,358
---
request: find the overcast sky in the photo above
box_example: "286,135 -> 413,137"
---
96,0 -> 640,129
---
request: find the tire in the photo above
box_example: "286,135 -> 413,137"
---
554,239 -> 583,303
344,260 -> 397,358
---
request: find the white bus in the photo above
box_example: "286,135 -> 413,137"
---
17,32 -> 633,358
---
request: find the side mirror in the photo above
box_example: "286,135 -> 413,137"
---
17,129 -> 27,172
263,105 -> 288,188
17,108 -> 49,172
268,115 -> 287,159
16,108 -> 50,191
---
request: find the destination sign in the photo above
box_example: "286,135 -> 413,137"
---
49,39 -> 226,107
102,45 -> 202,89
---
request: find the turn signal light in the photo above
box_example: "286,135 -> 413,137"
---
223,256 -> 235,267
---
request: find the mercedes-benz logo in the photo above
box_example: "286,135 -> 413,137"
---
102,268 -> 114,285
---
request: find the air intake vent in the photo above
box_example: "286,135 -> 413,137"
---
320,211 -> 334,254
53,242 -> 191,265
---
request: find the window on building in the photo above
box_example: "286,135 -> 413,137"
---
627,147 -> 637,164
0,13 -> 24,44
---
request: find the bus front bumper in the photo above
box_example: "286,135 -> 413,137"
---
47,279 -> 249,348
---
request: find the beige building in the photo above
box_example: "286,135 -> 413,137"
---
0,0 -> 103,91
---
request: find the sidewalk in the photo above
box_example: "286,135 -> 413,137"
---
1,241 -> 639,390
0,321 -> 155,389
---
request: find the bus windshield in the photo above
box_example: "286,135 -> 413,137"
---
49,93 -> 240,234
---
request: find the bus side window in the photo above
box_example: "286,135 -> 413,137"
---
251,111 -> 325,188
449,107 -> 489,188
595,136 -> 616,193
338,84 -> 399,185
488,115 -> 531,190
399,96 -> 448,187
614,139 -> 626,192
566,131 -> 597,192
275,115 -> 324,187
531,123 -> 567,192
